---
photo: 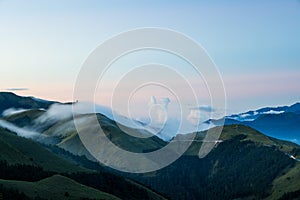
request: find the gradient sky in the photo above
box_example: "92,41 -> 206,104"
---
0,0 -> 300,114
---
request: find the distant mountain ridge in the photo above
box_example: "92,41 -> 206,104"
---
227,102 -> 300,121
0,92 -> 57,116
206,102 -> 300,144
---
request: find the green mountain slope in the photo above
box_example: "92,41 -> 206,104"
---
128,125 -> 300,200
0,175 -> 120,200
266,162 -> 300,200
42,113 -> 166,154
3,109 -> 45,127
0,127 -> 167,200
0,127 -> 87,173
184,125 -> 300,159
3,110 -> 167,160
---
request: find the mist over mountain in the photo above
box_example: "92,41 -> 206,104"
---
0,92 -> 299,200
0,92 -> 56,115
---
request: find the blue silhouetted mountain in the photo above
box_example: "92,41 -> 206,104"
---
0,92 -> 57,115
209,103 -> 300,144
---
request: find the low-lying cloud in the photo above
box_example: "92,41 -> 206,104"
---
2,108 -> 29,117
193,105 -> 215,113
187,105 -> 215,125
0,120 -> 39,138
261,110 -> 285,115
36,102 -> 113,124
5,88 -> 29,91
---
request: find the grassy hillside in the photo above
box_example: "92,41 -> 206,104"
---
0,175 -> 120,200
0,134 -> 32,166
2,111 -> 167,159
184,125 -> 300,159
0,127 -> 167,200
2,103 -> 300,200
265,162 -> 300,200
43,114 -> 166,153
0,127 -> 87,173
129,125 -> 300,200
3,109 -> 45,127
96,114 -> 167,153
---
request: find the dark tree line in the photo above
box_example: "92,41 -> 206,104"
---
0,160 -> 163,200
0,184 -> 30,200
0,160 -> 54,181
67,172 -> 161,200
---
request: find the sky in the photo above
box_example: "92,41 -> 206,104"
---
0,0 -> 300,116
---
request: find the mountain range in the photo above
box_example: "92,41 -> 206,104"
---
207,102 -> 300,144
0,92 -> 299,200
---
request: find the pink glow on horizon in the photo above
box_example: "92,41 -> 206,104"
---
2,70 -> 299,115
223,71 -> 300,99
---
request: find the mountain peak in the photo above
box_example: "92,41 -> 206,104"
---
0,92 -> 56,116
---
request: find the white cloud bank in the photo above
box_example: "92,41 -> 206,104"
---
261,110 -> 285,115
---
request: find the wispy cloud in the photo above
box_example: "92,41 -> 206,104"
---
2,108 -> 29,117
0,120 -> 39,138
5,88 -> 29,91
147,96 -> 170,126
35,102 -> 113,124
191,105 -> 215,113
261,110 -> 285,115
187,105 -> 215,125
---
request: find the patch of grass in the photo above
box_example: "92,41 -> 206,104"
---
0,127 -> 88,173
265,162 -> 300,200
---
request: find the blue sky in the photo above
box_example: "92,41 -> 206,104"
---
0,0 -> 300,114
